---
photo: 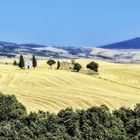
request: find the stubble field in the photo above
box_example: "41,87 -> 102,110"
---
0,58 -> 140,113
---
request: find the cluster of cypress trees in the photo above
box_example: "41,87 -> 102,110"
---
0,93 -> 139,140
18,55 -> 37,69
16,56 -> 99,72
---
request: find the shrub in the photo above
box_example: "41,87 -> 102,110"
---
13,60 -> 18,66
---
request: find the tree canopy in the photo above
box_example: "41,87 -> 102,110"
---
47,59 -> 56,69
73,63 -> 82,72
0,93 -> 139,139
86,61 -> 99,72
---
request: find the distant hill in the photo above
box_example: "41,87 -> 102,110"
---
90,37 -> 140,62
99,37 -> 140,49
20,44 -> 46,48
0,41 -> 91,59
0,41 -> 19,48
0,38 -> 140,62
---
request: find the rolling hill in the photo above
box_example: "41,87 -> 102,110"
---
0,59 -> 140,113
99,37 -> 140,49
90,38 -> 140,61
0,38 -> 140,62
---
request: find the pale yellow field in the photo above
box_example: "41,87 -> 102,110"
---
0,58 -> 140,113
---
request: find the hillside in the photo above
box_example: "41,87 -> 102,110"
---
100,37 -> 140,49
89,37 -> 140,62
0,59 -> 140,113
1,38 -> 140,62
0,41 -> 91,58
90,47 -> 140,62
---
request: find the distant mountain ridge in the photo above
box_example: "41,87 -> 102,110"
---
20,44 -> 46,48
0,38 -> 140,63
1,37 -> 140,49
0,41 -> 19,48
99,37 -> 140,49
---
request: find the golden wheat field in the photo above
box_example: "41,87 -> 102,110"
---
0,58 -> 140,113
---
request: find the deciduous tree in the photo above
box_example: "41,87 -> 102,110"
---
86,61 -> 99,72
47,59 -> 56,69
73,63 -> 82,72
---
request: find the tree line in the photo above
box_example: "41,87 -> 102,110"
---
13,55 -> 37,69
47,59 -> 99,72
0,93 -> 139,140
14,56 -> 99,72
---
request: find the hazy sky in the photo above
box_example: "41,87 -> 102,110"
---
0,0 -> 140,46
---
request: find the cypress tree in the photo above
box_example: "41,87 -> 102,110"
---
57,61 -> 60,69
32,55 -> 37,68
19,55 -> 25,68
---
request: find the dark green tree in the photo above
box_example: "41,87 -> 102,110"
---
81,123 -> 93,139
19,55 -> 25,69
73,63 -> 82,72
0,93 -> 27,121
32,55 -> 37,69
0,93 -> 139,139
58,108 -> 81,138
86,61 -> 99,72
57,61 -> 60,70
47,59 -> 56,69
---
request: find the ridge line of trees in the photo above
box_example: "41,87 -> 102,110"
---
15,56 -> 99,73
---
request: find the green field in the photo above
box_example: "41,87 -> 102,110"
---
0,59 -> 140,113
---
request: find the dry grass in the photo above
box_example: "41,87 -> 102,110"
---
0,58 -> 140,113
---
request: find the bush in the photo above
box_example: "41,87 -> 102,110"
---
13,60 -> 18,66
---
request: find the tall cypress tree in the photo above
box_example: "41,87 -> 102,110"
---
19,55 -> 25,68
32,55 -> 37,68
57,61 -> 60,69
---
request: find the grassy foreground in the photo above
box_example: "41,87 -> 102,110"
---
0,59 -> 140,113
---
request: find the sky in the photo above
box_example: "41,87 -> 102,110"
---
0,0 -> 140,47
